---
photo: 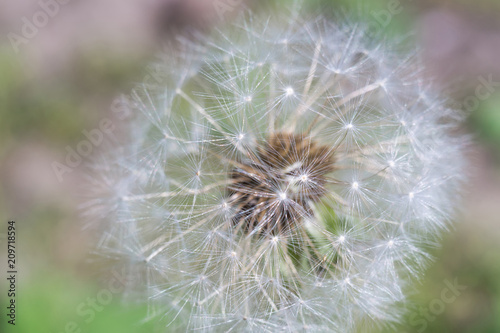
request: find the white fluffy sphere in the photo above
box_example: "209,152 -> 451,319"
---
89,9 -> 467,333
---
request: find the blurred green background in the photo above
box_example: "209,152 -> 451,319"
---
1,0 -> 500,332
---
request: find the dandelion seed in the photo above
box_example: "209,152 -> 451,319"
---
89,7 -> 468,333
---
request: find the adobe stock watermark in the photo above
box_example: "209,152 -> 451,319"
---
368,0 -> 414,32
7,0 -> 72,54
51,55 -> 165,183
51,119 -> 114,183
213,0 -> 244,20
57,269 -> 129,333
457,74 -> 500,112
408,278 -> 467,333
51,103 -> 131,183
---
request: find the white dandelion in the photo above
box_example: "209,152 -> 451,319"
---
88,8 -> 467,333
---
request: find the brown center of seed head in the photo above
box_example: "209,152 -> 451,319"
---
227,132 -> 335,235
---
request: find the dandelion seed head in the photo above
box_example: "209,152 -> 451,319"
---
228,132 -> 335,234
89,8 -> 468,332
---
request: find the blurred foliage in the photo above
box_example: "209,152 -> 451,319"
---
260,0 -> 418,38
0,50 -> 84,149
471,94 -> 500,162
0,47 -> 142,153
381,231 -> 500,333
0,271 -> 157,333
